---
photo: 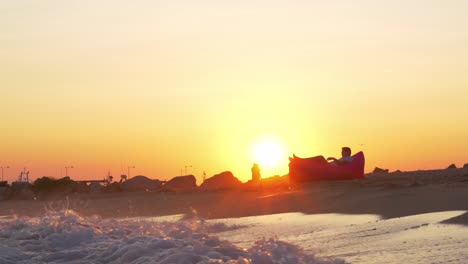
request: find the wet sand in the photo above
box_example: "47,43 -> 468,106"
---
208,211 -> 468,263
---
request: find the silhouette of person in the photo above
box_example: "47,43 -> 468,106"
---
327,147 -> 353,166
251,163 -> 261,182
290,147 -> 353,166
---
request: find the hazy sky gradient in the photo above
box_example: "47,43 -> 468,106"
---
1,1 -> 468,182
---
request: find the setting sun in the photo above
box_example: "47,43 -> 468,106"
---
250,136 -> 287,170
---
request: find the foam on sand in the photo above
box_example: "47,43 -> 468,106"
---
0,210 -> 343,264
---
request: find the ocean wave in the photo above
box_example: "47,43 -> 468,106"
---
0,210 -> 344,264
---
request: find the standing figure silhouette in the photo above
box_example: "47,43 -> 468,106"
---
251,163 -> 261,182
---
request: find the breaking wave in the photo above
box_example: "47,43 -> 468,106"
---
0,210 -> 344,263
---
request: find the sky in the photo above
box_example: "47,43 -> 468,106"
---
1,0 -> 468,183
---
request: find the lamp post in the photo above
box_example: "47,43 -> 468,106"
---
184,165 -> 192,176
65,166 -> 74,177
127,166 -> 135,179
0,166 -> 9,181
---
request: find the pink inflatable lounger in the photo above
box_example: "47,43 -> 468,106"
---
289,151 -> 365,183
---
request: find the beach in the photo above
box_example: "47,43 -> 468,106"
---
2,168 -> 468,221
1,168 -> 468,263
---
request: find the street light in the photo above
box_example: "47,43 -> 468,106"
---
127,166 -> 135,179
0,166 -> 9,181
65,166 -> 74,177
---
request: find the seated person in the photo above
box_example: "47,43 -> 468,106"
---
289,147 -> 354,166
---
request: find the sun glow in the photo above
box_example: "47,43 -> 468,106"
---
250,136 -> 286,170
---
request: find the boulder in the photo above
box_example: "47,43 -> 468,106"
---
32,176 -> 77,196
120,175 -> 162,192
447,164 -> 457,169
464,163 -> 468,169
373,167 -> 389,174
200,171 -> 241,191
163,175 -> 197,191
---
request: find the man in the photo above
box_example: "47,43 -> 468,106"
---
327,147 -> 353,166
251,163 -> 261,182
289,147 -> 354,166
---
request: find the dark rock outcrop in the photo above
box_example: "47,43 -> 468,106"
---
163,175 -> 197,191
373,167 -> 389,173
200,171 -> 241,191
447,164 -> 457,169
120,175 -> 162,192
32,176 -> 77,197
464,163 -> 468,169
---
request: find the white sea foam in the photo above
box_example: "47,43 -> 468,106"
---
0,210 -> 344,264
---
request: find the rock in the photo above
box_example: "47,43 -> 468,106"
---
447,164 -> 457,169
200,171 -> 241,191
163,175 -> 197,191
463,163 -> 468,169
373,167 -> 389,173
120,175 -> 162,192
32,176 -> 77,196
393,170 -> 402,173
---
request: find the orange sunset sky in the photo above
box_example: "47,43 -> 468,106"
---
1,1 -> 468,183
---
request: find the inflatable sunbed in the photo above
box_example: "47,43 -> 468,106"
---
289,151 -> 365,183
